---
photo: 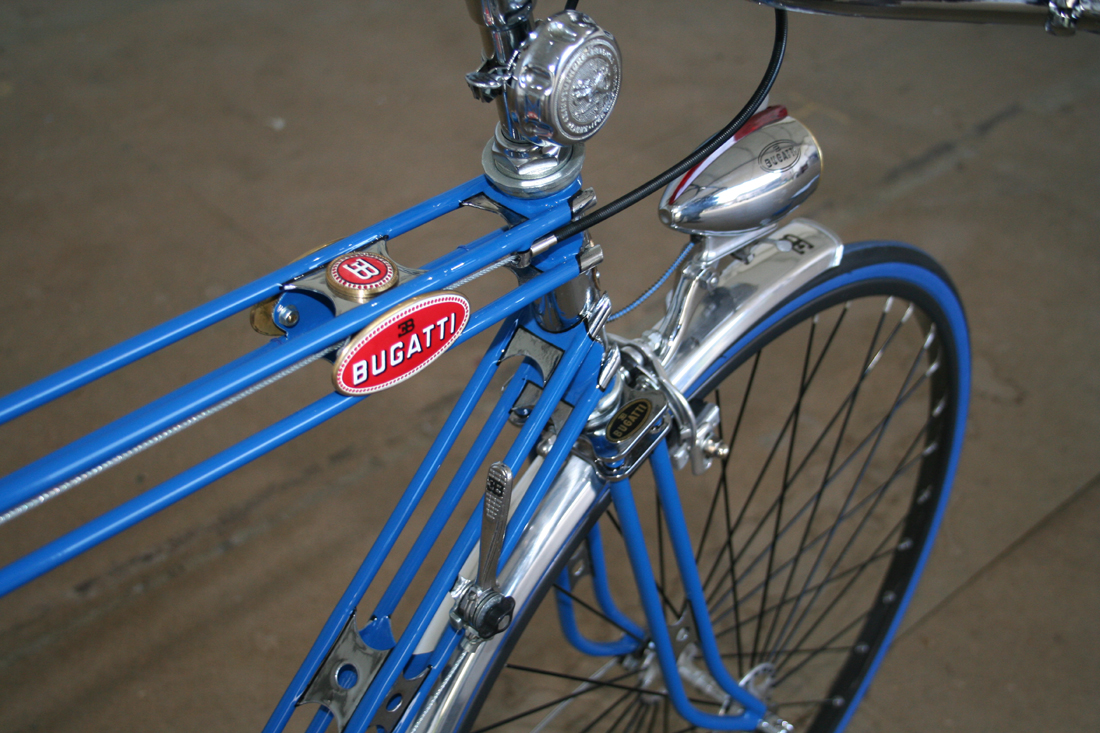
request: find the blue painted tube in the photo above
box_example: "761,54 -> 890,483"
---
345,490 -> 488,733
609,476 -> 763,731
260,317 -> 520,733
554,566 -> 640,657
343,338 -> 605,733
0,261 -> 579,604
0,392 -> 359,598
394,351 -> 610,733
498,331 -> 591,476
0,177 -> 489,426
648,443 -> 768,715
303,707 -> 334,733
372,362 -> 538,618
0,210 -> 576,518
586,520 -> 648,642
498,343 -> 602,567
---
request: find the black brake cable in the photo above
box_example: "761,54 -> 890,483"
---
539,8 -> 789,248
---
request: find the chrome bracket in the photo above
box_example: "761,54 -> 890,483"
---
668,613 -> 699,657
299,612 -> 389,733
368,666 -> 430,733
460,193 -> 528,229
739,662 -> 777,703
670,613 -> 732,709
575,376 -> 671,482
283,237 -> 424,316
1047,0 -> 1089,33
619,339 -> 700,467
465,59 -> 510,103
577,241 -> 604,273
597,344 -> 621,391
501,327 -> 565,384
509,381 -> 573,430
566,538 -> 593,583
570,187 -> 597,216
584,293 -> 612,338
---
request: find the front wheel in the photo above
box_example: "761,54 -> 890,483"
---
450,241 -> 970,733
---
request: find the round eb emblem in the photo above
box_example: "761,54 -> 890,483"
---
327,253 -> 397,302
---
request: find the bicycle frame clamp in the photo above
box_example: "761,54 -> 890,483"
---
450,462 -> 516,649
299,611 -> 389,732
250,236 -> 424,339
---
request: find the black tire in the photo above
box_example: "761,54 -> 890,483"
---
459,241 -> 970,733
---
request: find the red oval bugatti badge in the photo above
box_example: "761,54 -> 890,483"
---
326,253 -> 397,302
333,293 -> 470,396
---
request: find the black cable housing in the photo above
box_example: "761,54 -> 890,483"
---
550,8 -> 788,243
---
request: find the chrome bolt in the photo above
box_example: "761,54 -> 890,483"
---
535,432 -> 556,457
701,438 -> 730,460
275,304 -> 300,328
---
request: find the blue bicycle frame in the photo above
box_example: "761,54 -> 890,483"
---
0,170 -> 775,733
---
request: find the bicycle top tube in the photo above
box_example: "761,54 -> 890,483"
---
0,175 -> 593,596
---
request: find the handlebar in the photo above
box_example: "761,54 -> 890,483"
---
760,0 -> 1098,36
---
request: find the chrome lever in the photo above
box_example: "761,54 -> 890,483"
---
452,462 -> 516,648
477,462 -> 512,591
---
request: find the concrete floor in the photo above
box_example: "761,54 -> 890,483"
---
1,1 -> 1098,731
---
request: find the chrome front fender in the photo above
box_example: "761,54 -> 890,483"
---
657,218 -> 844,396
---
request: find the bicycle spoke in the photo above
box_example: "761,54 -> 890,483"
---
471,275 -> 964,733
695,354 -> 761,567
698,305 -> 852,597
576,691 -> 635,733
700,303 -> 920,604
774,516 -> 910,676
707,323 -> 933,662
707,410 -> 931,622
771,496 -> 910,672
767,348 -> 934,668
606,696 -> 644,733
774,608 -> 874,686
504,665 -> 720,708
714,542 -> 897,640
759,303 -> 905,660
752,311 -> 818,666
722,643 -> 852,660
553,584 -> 646,643
529,660 -> 620,733
472,669 -> 643,733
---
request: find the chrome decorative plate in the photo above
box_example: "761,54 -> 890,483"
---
507,11 -> 621,147
554,33 -> 620,143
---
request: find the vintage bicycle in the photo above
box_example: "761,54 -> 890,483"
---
1,1 -> 1094,732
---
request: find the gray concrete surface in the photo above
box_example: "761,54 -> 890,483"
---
1,1 -> 1098,731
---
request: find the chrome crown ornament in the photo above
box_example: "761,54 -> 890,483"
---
659,109 -> 822,236
506,10 -> 621,147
